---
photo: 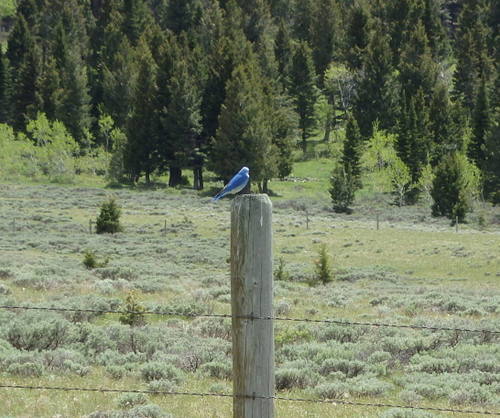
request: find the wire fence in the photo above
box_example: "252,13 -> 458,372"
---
0,304 -> 499,335
0,304 -> 499,416
1,384 -> 499,416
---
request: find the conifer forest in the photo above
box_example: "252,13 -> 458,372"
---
0,1 -> 499,417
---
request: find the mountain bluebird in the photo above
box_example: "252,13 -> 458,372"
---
212,167 -> 250,201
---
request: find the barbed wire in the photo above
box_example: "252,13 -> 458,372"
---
0,384 -> 498,416
0,305 -> 498,335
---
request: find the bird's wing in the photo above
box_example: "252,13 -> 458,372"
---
224,172 -> 247,194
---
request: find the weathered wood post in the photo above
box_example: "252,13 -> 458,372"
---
231,194 -> 274,418
89,218 -> 92,234
376,213 -> 380,230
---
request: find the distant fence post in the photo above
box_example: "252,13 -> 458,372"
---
231,194 -> 274,418
89,219 -> 93,234
376,213 -> 379,230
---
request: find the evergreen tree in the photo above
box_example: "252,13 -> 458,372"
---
161,54 -> 203,187
353,26 -> 398,138
397,89 -> 432,200
330,164 -> 355,213
166,0 -> 202,34
125,40 -> 158,183
210,58 -> 275,188
385,0 -> 423,65
345,0 -> 371,70
342,115 -> 363,188
12,39 -> 40,131
422,0 -> 449,58
101,38 -> 138,130
293,0 -> 314,42
399,20 -> 437,101
468,76 -> 491,168
122,0 -> 151,45
429,81 -> 467,164
6,15 -> 32,72
483,109 -> 500,203
96,198 -> 123,234
270,90 -> 298,180
274,19 -> 294,82
431,153 -> 474,223
453,0 -> 493,111
310,0 -> 340,86
0,50 -> 13,124
37,56 -> 63,122
289,41 -> 317,153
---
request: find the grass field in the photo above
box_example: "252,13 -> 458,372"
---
0,162 -> 499,417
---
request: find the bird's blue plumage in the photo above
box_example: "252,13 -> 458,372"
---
212,167 -> 250,201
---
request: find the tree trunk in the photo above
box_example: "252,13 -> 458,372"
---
145,171 -> 151,184
193,167 -> 204,190
323,113 -> 331,142
262,178 -> 269,194
301,130 -> 307,154
169,166 -> 182,187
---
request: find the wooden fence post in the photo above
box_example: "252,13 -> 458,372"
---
231,194 -> 274,418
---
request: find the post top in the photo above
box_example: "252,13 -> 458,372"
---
232,194 -> 272,205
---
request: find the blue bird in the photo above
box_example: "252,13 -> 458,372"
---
212,167 -> 250,202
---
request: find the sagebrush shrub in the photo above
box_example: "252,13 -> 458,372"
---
140,362 -> 183,383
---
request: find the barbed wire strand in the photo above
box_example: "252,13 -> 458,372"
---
0,305 -> 498,335
0,384 -> 498,416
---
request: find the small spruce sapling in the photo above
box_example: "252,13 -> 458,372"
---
96,198 -> 123,234
275,257 -> 289,281
119,292 -> 146,327
313,244 -> 333,285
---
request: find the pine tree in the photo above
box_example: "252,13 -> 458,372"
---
210,58 -> 275,187
166,0 -> 202,34
101,38 -> 138,130
96,198 -> 123,234
422,0 -> 449,58
293,0 -> 314,42
342,115 -> 363,188
353,26 -> 398,138
161,54 -> 202,187
397,89 -> 432,201
6,15 -> 32,72
345,0 -> 371,70
399,20 -> 437,101
57,42 -> 92,145
125,40 -> 158,183
274,19 -> 294,82
37,56 -> 63,122
431,153 -> 474,223
468,76 -> 491,168
289,41 -> 317,153
270,90 -> 298,179
483,109 -> 500,203
12,40 -> 40,131
453,0 -> 494,112
330,164 -> 355,213
0,50 -> 13,124
310,0 -> 340,86
198,3 -> 251,151
429,82 -> 467,164
122,0 -> 151,45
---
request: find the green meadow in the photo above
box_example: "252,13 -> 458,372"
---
0,161 -> 499,417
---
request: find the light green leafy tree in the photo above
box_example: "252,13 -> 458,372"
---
26,113 -> 79,182
0,123 -> 39,179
